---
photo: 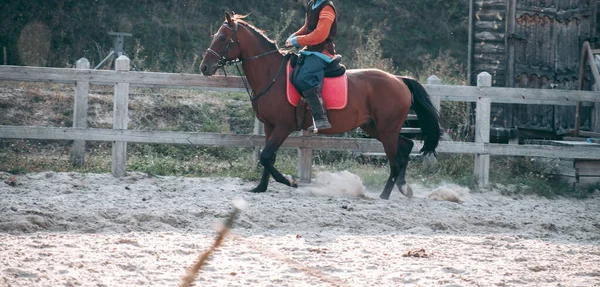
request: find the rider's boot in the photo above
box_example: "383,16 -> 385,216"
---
302,86 -> 332,132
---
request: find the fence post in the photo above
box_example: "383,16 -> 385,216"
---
112,56 -> 130,177
426,75 -> 442,112
71,58 -> 90,165
475,72 -> 492,187
424,75 -> 442,167
252,118 -> 264,163
297,130 -> 313,183
594,83 -> 600,133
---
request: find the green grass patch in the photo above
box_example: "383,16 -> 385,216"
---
0,139 -> 596,198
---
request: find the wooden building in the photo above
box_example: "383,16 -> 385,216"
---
468,0 -> 598,137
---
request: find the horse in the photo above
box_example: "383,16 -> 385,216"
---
200,12 -> 440,200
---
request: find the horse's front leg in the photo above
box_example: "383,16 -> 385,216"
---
250,127 -> 297,193
250,125 -> 272,193
250,156 -> 273,193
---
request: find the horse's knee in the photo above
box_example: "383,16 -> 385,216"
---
259,153 -> 271,166
259,156 -> 271,167
259,152 -> 276,166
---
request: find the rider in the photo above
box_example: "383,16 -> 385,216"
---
285,0 -> 337,131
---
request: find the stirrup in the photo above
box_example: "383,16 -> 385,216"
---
309,116 -> 332,133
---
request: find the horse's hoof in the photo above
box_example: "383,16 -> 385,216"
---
249,186 -> 267,193
285,175 -> 298,188
379,193 -> 390,200
400,184 -> 413,198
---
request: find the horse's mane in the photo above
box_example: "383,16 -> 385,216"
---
231,14 -> 279,51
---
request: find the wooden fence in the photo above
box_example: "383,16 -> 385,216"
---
1,55 -> 600,187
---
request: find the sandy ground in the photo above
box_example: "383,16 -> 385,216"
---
0,171 -> 599,287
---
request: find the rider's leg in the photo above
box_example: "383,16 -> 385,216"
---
292,55 -> 331,131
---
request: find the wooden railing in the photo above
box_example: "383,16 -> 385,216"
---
1,55 -> 600,187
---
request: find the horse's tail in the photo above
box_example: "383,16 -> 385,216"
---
401,77 -> 441,156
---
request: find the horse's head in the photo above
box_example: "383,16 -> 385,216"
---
200,12 -> 242,76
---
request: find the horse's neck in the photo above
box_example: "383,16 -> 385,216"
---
241,51 -> 284,95
236,25 -> 284,100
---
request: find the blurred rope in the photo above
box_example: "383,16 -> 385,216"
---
178,205 -> 241,287
178,199 -> 349,287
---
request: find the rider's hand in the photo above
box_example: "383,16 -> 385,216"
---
285,38 -> 293,47
285,33 -> 297,48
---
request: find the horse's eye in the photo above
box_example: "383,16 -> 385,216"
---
219,36 -> 226,42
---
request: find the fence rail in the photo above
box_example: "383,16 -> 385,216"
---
1,126 -> 599,158
1,56 -> 600,187
3,62 -> 599,101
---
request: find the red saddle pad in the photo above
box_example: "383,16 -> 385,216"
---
286,59 -> 348,110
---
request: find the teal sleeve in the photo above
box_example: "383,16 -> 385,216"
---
292,37 -> 300,48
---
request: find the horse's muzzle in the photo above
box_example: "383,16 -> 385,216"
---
200,64 -> 212,76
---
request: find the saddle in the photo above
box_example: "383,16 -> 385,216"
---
289,53 -> 346,86
286,53 -> 348,131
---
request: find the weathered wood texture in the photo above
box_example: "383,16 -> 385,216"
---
475,73 -> 492,186
111,56 -> 130,177
71,58 -> 90,166
4,60 -> 600,186
472,0 -> 507,87
0,65 -> 248,91
297,130 -> 313,183
471,0 -> 598,135
252,118 -> 264,163
549,158 -> 600,187
425,85 -> 600,105
594,83 -> 600,132
2,65 -> 599,104
2,126 -> 600,160
426,75 -> 442,112
511,1 -> 596,134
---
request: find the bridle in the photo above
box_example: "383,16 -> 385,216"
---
205,21 -> 287,101
206,21 -> 242,68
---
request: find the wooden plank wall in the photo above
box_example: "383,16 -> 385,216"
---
472,0 -> 507,87
472,0 -> 598,135
511,0 -> 597,134
472,0 -> 510,133
552,159 -> 600,188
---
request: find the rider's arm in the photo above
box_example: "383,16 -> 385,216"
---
292,18 -> 309,36
292,6 -> 335,48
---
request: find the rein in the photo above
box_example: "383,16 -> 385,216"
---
206,22 -> 286,101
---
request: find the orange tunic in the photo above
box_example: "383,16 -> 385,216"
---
291,6 -> 336,57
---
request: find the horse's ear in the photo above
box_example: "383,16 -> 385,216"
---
225,11 -> 234,26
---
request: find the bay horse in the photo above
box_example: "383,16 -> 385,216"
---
200,12 -> 440,199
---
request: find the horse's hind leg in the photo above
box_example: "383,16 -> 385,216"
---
394,135 -> 414,197
360,123 -> 399,199
361,123 -> 408,199
378,132 -> 401,200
